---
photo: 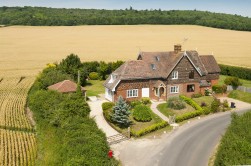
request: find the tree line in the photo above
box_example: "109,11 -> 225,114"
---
0,6 -> 251,31
35,54 -> 124,89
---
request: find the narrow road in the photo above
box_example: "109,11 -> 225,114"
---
113,98 -> 251,166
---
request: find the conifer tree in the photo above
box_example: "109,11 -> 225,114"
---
112,96 -> 131,127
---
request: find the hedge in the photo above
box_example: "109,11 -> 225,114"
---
132,105 -> 152,122
214,112 -> 251,165
102,102 -> 114,111
179,95 -> 203,111
219,64 -> 251,80
176,110 -> 204,122
130,121 -> 168,137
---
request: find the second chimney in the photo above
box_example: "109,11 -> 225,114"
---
174,44 -> 182,53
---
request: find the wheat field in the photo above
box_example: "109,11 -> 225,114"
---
0,25 -> 251,76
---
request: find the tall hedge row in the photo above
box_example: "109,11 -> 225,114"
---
219,64 -> 251,80
214,112 -> 251,165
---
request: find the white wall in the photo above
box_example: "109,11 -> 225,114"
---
105,88 -> 113,101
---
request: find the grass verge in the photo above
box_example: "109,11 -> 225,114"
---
228,90 -> 251,104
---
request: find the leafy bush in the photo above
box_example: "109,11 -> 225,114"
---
223,99 -> 229,108
212,84 -> 227,94
201,102 -> 207,107
167,97 -> 186,110
141,97 -> 151,105
176,110 -> 203,122
89,72 -> 99,80
179,95 -> 203,111
224,76 -> 242,90
214,112 -> 251,165
211,98 -> 221,113
204,88 -> 212,96
191,93 -> 203,98
102,102 -> 114,111
132,105 -> 152,122
130,121 -> 168,137
129,100 -> 142,108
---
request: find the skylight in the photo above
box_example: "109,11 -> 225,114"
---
155,56 -> 160,61
151,64 -> 156,70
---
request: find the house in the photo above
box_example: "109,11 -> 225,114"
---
104,45 -> 220,102
48,80 -> 86,97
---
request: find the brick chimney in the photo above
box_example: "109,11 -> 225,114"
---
174,44 -> 182,53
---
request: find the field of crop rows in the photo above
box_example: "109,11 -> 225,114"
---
0,76 -> 36,166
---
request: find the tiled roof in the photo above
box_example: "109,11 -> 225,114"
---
48,80 -> 85,93
199,55 -> 221,73
104,50 -> 220,91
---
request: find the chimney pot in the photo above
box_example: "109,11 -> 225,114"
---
174,44 -> 182,53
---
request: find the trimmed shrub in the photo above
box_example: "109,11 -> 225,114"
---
133,105 -> 152,122
167,97 -> 186,110
129,100 -> 142,108
203,107 -> 211,115
102,102 -> 114,111
176,110 -> 203,122
179,95 -> 203,111
89,72 -> 99,80
211,98 -> 221,113
103,109 -> 113,122
141,97 -> 151,105
191,93 -> 203,98
130,121 -> 168,137
212,84 -> 227,94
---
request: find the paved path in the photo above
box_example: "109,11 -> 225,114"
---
151,101 -> 169,122
112,98 -> 251,166
88,99 -> 119,137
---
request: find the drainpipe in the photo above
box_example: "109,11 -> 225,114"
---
158,87 -> 160,101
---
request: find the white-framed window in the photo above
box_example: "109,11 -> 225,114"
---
127,89 -> 138,98
170,86 -> 179,94
171,71 -> 178,79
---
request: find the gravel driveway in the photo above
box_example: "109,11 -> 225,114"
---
88,99 -> 119,137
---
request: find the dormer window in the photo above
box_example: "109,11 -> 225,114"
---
151,64 -> 156,70
155,56 -> 160,61
171,71 -> 178,79
189,70 -> 194,79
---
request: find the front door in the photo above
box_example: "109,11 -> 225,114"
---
142,88 -> 149,97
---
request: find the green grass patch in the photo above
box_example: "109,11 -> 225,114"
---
228,90 -> 251,104
214,111 -> 251,165
219,75 -> 251,87
193,96 -> 214,107
157,103 -> 195,117
84,80 -> 104,97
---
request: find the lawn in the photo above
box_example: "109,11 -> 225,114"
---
228,90 -> 251,104
84,80 -> 104,97
193,96 -> 214,108
219,75 -> 251,87
157,103 -> 195,117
